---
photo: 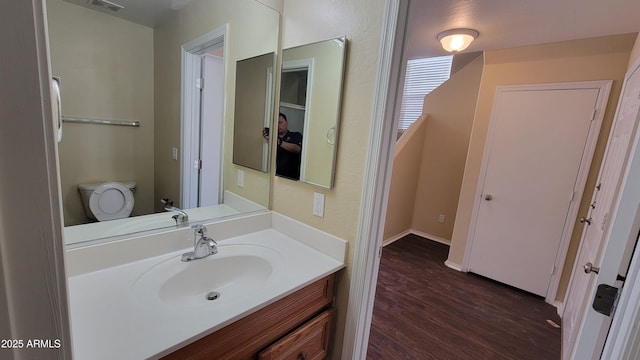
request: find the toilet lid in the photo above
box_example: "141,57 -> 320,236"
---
89,182 -> 134,221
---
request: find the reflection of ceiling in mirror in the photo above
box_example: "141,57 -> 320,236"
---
62,0 -> 196,28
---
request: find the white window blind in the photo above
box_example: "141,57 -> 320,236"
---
398,55 -> 453,132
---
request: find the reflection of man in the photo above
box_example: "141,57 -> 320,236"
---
264,113 -> 302,180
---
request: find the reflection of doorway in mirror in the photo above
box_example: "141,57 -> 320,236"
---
280,59 -> 313,181
199,53 -> 224,206
181,27 -> 226,209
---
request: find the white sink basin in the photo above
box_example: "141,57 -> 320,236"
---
131,243 -> 284,309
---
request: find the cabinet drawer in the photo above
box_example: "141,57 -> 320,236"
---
259,309 -> 333,360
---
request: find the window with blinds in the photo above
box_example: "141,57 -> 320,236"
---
397,55 -> 453,134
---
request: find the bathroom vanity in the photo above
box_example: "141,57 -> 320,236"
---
163,274 -> 335,359
65,211 -> 346,359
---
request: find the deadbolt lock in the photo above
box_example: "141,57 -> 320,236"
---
580,217 -> 592,225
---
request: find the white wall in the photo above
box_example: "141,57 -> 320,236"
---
0,0 -> 71,357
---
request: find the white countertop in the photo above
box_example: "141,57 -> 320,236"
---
65,212 -> 346,359
64,191 -> 266,245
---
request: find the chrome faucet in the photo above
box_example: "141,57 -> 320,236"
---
161,198 -> 189,225
181,224 -> 218,262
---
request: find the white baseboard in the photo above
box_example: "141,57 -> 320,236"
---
411,230 -> 451,245
382,230 -> 412,246
383,229 -> 451,247
444,260 -> 464,272
554,300 -> 563,317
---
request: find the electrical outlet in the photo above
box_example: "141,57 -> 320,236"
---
313,192 -> 325,217
237,169 -> 244,188
438,214 -> 445,223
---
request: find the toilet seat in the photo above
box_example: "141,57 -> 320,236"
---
89,182 -> 135,221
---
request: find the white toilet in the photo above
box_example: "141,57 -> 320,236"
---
78,181 -> 136,221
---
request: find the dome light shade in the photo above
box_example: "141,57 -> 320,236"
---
437,29 -> 479,52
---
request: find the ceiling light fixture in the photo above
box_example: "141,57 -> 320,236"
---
437,28 -> 479,53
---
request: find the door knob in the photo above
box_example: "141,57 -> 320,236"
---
584,262 -> 600,274
580,217 -> 592,225
484,194 -> 493,201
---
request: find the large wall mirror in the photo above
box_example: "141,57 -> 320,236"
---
233,52 -> 276,172
277,36 -> 347,188
46,0 -> 279,245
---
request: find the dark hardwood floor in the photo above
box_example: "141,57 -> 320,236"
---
366,234 -> 561,360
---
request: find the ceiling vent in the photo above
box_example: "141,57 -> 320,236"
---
90,0 -> 124,12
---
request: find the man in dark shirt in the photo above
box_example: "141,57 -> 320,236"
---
271,113 -> 302,180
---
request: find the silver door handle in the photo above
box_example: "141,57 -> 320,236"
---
584,262 -> 600,274
484,194 -> 493,201
580,217 -> 592,225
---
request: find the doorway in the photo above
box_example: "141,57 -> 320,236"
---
279,59 -> 312,181
181,26 -> 226,209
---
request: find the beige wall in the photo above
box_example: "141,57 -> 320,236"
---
450,51 -> 482,75
448,34 -> 636,301
153,0 -> 279,211
629,34 -> 640,70
383,115 -> 428,240
47,0 -> 155,226
278,0 -> 385,357
383,56 -> 483,242
411,56 -> 484,241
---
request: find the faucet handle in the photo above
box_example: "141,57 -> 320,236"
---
191,224 -> 207,236
161,198 -> 174,206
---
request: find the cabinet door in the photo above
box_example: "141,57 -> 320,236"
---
259,309 -> 333,360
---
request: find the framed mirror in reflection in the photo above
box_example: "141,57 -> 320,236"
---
277,36 -> 347,188
233,52 -> 276,173
46,0 -> 280,245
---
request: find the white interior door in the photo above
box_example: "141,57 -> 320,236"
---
468,82 -> 610,297
199,54 -> 224,206
180,26 -> 225,209
565,62 -> 640,360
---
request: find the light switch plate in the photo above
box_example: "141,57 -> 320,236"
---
237,169 -> 244,188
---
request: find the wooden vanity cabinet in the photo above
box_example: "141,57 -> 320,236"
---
161,274 -> 335,360
258,309 -> 333,360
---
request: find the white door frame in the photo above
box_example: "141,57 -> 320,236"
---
572,108 -> 640,359
262,65 -> 274,172
180,25 -> 227,209
341,0 -> 409,358
599,59 -> 640,360
463,81 -> 611,304
571,57 -> 640,360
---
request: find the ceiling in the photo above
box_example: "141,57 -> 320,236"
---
408,0 -> 640,59
63,0 -> 640,57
